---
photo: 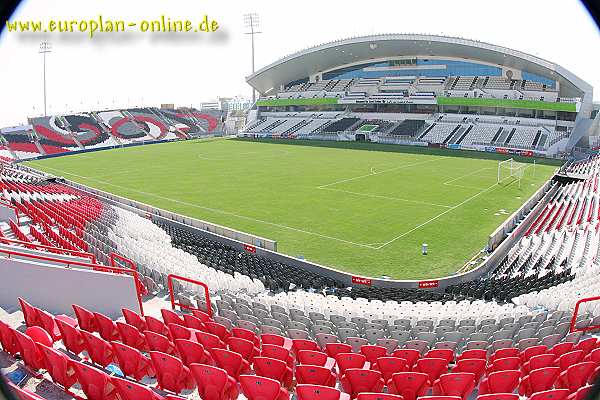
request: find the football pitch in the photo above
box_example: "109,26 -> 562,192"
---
26,138 -> 560,279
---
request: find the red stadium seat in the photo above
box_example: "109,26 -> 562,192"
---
205,321 -> 230,341
72,304 -> 97,332
392,349 -> 421,368
239,374 -> 289,400
145,331 -> 178,356
432,372 -> 475,400
414,357 -> 448,383
489,348 -> 519,363
116,321 -> 148,351
452,358 -> 486,383
56,318 -> 86,355
557,362 -> 596,392
418,396 -> 461,400
524,354 -> 556,374
111,375 -> 164,400
519,367 -> 561,396
425,349 -> 454,364
340,368 -> 384,399
477,369 -> 520,395
253,356 -> 293,388
122,308 -> 147,332
336,352 -> 369,375
212,347 -> 251,378
567,385 -> 592,400
551,343 -> 575,358
175,338 -> 212,366
476,394 -> 519,400
228,337 -> 259,362
183,314 -> 206,331
292,339 -> 320,355
296,384 -> 350,400
232,327 -> 261,347
150,351 -> 196,394
80,329 -> 114,367
261,333 -> 293,350
13,329 -> 45,371
574,338 -> 597,356
94,312 -> 121,342
356,394 -> 402,400
146,315 -> 171,337
36,310 -> 63,342
72,360 -> 117,400
387,371 -> 430,400
297,350 -> 336,370
486,357 -> 520,374
169,323 -> 194,341
295,364 -> 337,387
529,389 -> 570,400
0,320 -> 19,356
456,349 -> 486,362
24,326 -> 52,347
360,345 -> 387,365
18,297 -> 41,328
557,351 -> 585,371
326,342 -> 353,358
196,330 -> 227,351
37,344 -> 77,390
373,356 -> 408,381
521,345 -> 548,363
111,341 -> 155,381
190,364 -> 239,400
161,309 -> 186,327
261,343 -> 294,368
584,347 -> 600,363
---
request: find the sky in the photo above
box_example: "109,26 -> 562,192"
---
0,0 -> 599,126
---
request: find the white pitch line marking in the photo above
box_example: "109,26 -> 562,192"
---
318,187 -> 453,209
443,166 -> 494,186
375,181 -> 503,249
33,165 -> 379,250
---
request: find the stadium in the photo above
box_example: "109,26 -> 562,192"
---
1,6 -> 600,400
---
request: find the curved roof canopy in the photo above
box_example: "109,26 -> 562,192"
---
246,34 -> 591,99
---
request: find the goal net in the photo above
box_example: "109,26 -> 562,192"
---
497,158 -> 529,187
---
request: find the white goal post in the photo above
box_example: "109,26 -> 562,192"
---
497,158 -> 534,188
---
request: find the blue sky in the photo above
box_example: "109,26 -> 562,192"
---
0,0 -> 599,125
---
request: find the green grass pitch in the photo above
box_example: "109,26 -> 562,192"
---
26,138 -> 559,279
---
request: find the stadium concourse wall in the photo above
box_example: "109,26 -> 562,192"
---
26,163 -> 561,290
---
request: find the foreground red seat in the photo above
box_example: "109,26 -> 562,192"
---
452,358 -> 486,382
146,315 -> 171,337
150,351 -> 196,394
182,313 -> 206,331
175,339 -> 212,367
190,364 -> 239,400
356,394 -> 402,400
122,308 -> 147,332
116,321 -> 148,351
524,354 -> 556,374
111,375 -> 164,400
72,360 -> 117,400
297,350 -> 336,370
228,337 -> 259,362
432,372 -> 476,400
111,341 -> 155,381
336,352 -> 369,375
145,331 -> 178,356
479,369 -> 520,395
253,356 -> 293,388
519,367 -> 560,396
56,318 -> 86,355
38,344 -> 77,390
292,339 -> 320,355
232,327 -> 260,347
296,384 -> 350,400
387,371 -> 430,400
261,343 -> 294,368
295,364 -> 337,387
360,345 -> 387,365
489,348 -> 519,363
80,330 -> 114,367
476,394 -> 519,400
373,356 -> 408,381
557,362 -> 596,392
161,309 -> 186,327
414,357 -> 448,383
239,374 -> 289,400
94,312 -> 121,342
392,349 -> 421,368
72,304 -> 98,332
425,349 -> 454,364
551,343 -> 575,358
326,342 -> 353,358
521,345 -> 548,363
557,351 -> 585,371
457,349 -> 486,362
13,329 -> 45,371
18,297 -> 41,328
567,385 -> 592,400
205,321 -> 230,341
486,357 -> 520,374
0,320 -> 19,356
212,347 -> 251,378
574,338 -> 597,356
340,368 -> 384,399
196,330 -> 227,351
529,389 -> 570,400
261,333 -> 293,350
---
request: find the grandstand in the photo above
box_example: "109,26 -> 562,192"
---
242,34 -> 598,157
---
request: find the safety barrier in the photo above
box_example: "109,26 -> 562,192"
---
167,274 -> 212,318
110,252 -> 148,297
0,236 -> 96,263
570,295 -> 600,333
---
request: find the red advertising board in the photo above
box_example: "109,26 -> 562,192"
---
243,244 -> 256,253
496,147 -> 509,154
520,150 -> 533,157
418,280 -> 439,289
352,276 -> 372,286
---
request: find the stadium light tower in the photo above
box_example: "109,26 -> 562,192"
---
244,13 -> 261,103
39,41 -> 52,116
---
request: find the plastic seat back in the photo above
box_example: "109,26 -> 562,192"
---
360,345 -> 387,364
336,352 -> 368,374
212,347 -> 248,378
452,358 -> 486,382
175,338 -> 211,366
116,321 -> 147,351
111,341 -> 154,381
73,304 -> 97,332
183,314 -> 206,331
111,375 -> 161,400
457,349 -> 486,361
297,350 -> 330,366
325,342 -> 352,358
56,318 -> 86,355
18,297 -> 41,328
239,375 -> 289,400
341,368 -> 384,399
374,356 -> 408,381
392,348 -> 420,368
520,367 -> 560,396
296,384 -> 346,400
261,344 -> 293,367
293,339 -> 320,355
295,365 -> 336,387
560,362 -> 596,392
190,364 -> 239,400
232,327 -> 260,346
488,357 -> 520,373
72,360 -> 116,400
38,344 -> 77,389
80,329 -> 114,367
228,337 -> 258,361
425,349 -> 454,364
0,320 -> 19,356
14,329 -> 45,370
94,312 -> 120,342
529,389 -> 570,400
145,315 -> 170,337
149,351 -> 195,394
161,309 -> 185,326
122,308 -> 146,332
414,357 -> 449,383
389,371 -> 430,400
557,350 -> 584,371
433,372 -> 475,399
253,356 -> 293,387
196,330 -> 226,351
144,331 -> 177,356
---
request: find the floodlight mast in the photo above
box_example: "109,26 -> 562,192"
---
39,41 -> 52,116
244,13 -> 262,103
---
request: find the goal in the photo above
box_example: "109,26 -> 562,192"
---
497,158 -> 531,187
